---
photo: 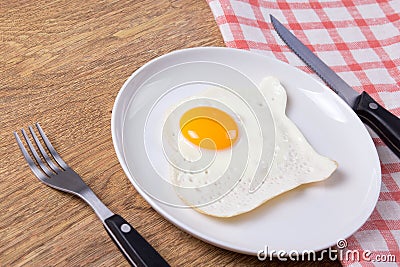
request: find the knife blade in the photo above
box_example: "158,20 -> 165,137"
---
270,14 -> 400,159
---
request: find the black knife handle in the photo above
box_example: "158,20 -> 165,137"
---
355,91 -> 400,159
104,214 -> 170,267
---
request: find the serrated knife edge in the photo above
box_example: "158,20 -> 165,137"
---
270,15 -> 359,108
270,14 -> 400,159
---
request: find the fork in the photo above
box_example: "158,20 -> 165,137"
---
14,123 -> 170,267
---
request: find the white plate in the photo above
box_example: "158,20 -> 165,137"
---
111,47 -> 381,255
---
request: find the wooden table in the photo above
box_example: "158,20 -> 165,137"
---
1,1 -> 341,266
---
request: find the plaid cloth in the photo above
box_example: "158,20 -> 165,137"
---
206,0 -> 400,266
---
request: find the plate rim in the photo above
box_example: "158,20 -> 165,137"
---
111,46 -> 381,255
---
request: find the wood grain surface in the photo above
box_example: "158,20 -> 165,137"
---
0,1 -> 341,266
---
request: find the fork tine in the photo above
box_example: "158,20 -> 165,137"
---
29,126 -> 62,173
21,128 -> 54,177
14,131 -> 50,183
35,123 -> 68,170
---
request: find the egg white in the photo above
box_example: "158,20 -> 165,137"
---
165,76 -> 337,217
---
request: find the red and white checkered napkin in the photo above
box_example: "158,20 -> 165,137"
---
206,0 -> 400,265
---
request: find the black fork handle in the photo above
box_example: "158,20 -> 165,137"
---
104,214 -> 170,267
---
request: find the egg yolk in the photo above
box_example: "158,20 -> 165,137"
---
180,107 -> 239,150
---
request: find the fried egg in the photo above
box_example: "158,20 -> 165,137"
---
163,76 -> 337,217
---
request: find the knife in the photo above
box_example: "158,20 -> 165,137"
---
270,15 -> 400,159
